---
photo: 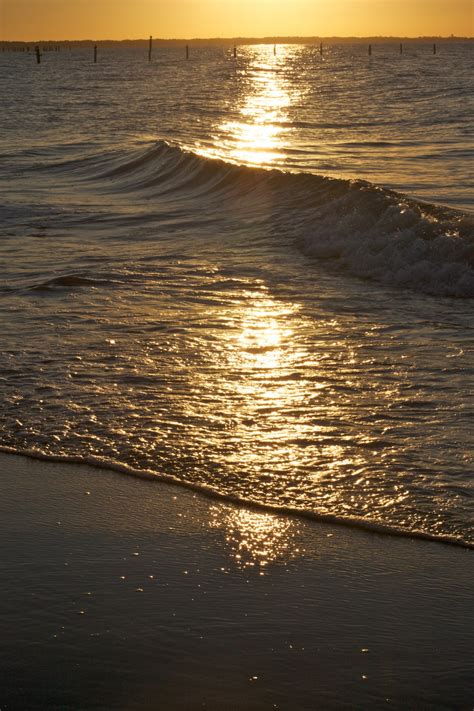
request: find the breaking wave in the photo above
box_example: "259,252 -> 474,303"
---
60,140 -> 474,298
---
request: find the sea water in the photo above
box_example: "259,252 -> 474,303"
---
0,43 -> 473,545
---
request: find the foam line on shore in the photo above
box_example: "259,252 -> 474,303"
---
2,446 -> 472,550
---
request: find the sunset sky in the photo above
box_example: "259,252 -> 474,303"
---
1,0 -> 473,41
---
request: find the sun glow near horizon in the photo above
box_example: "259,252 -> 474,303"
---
1,0 -> 472,41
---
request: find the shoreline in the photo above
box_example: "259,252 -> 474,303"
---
1,451 -> 473,709
1,447 -> 472,550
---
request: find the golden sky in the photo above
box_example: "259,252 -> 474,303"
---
1,0 -> 473,41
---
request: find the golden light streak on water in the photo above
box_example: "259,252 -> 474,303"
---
226,288 -> 306,421
235,292 -> 294,371
196,45 -> 301,166
210,505 -> 302,573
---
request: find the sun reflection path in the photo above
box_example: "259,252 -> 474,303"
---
200,285 -> 324,503
196,45 -> 303,167
223,288 -> 314,431
236,293 -> 295,371
184,277 -> 411,567
210,505 -> 303,574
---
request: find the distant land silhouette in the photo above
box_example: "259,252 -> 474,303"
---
1,35 -> 472,48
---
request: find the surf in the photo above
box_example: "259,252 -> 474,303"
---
2,446 -> 473,550
53,139 -> 474,298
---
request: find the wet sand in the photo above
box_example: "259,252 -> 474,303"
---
0,452 -> 472,710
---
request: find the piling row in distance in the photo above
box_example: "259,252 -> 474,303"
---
20,41 -> 442,63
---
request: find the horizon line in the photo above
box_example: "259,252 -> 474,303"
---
1,34 -> 473,44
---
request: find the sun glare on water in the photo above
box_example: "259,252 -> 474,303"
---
210,505 -> 302,573
196,45 -> 301,167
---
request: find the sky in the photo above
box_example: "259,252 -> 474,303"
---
1,0 -> 473,41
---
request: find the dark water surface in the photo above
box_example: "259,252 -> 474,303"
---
0,43 -> 473,545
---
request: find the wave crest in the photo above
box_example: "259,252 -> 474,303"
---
64,140 -> 474,297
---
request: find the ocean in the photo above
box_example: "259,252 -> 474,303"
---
1,42 -> 473,547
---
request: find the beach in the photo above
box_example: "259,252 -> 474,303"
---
1,41 -> 473,709
1,451 -> 472,709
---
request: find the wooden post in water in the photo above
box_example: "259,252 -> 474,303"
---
94,44 -> 97,63
233,45 -> 237,58
400,42 -> 403,54
320,42 -> 323,56
186,44 -> 189,59
368,44 -> 372,56
274,44 -> 276,55
433,43 -> 437,54
35,45 -> 41,64
148,35 -> 153,62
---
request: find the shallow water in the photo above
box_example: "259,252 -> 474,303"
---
0,43 -> 473,545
